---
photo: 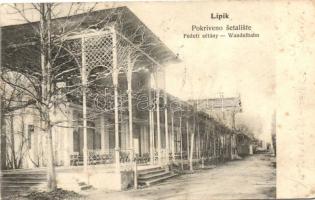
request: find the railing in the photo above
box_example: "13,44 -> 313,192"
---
173,153 -> 181,160
70,149 -> 115,166
135,153 -> 150,164
71,149 -> 210,168
70,152 -> 80,166
154,151 -> 159,163
69,149 -> 151,167
119,149 -> 134,171
119,149 -> 132,164
88,149 -> 115,165
71,149 -> 218,170
182,151 -> 188,160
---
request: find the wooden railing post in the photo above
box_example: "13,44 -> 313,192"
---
201,157 -> 205,169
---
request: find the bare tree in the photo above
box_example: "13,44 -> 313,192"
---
5,111 -> 30,170
0,70 -> 37,169
1,3 -> 101,190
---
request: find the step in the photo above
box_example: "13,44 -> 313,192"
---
1,176 -> 47,181
2,180 -> 45,185
1,188 -> 29,193
1,184 -> 46,193
1,186 -> 35,194
138,171 -> 171,180
138,168 -> 165,177
137,167 -> 163,174
81,185 -> 93,190
1,185 -> 33,190
1,170 -> 46,175
1,168 -> 46,173
138,172 -> 170,184
1,174 -> 46,178
140,174 -> 178,186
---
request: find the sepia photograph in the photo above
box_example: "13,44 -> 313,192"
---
0,1 -> 314,199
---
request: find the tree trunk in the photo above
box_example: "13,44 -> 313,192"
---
46,119 -> 56,190
0,61 -> 6,170
40,3 -> 56,191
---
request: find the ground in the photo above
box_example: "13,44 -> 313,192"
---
4,154 -> 275,200
87,153 -> 276,200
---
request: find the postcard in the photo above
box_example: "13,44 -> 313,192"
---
0,1 -> 314,199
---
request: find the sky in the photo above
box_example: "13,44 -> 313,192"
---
128,2 -> 276,142
0,2 -> 276,142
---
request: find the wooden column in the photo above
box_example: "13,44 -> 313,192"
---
164,92 -> 169,164
201,126 -> 205,168
189,132 -> 194,171
197,123 -> 200,159
127,51 -> 134,161
156,88 -> 161,165
81,36 -> 88,172
171,112 -> 175,162
207,123 -> 209,157
205,124 -> 209,158
201,125 -> 204,158
190,111 -> 195,171
111,27 -> 120,173
149,83 -> 154,165
186,120 -> 189,160
179,116 -> 183,170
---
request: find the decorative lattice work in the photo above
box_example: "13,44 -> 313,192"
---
116,34 -> 131,72
64,31 -> 135,78
63,31 -> 136,110
84,33 -> 113,75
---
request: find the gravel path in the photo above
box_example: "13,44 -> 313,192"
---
87,154 -> 276,200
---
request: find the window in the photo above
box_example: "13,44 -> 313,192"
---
28,125 -> 34,149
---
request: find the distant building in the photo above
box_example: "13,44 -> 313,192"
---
189,96 -> 242,129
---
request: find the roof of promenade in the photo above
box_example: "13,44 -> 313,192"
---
1,6 -> 179,73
